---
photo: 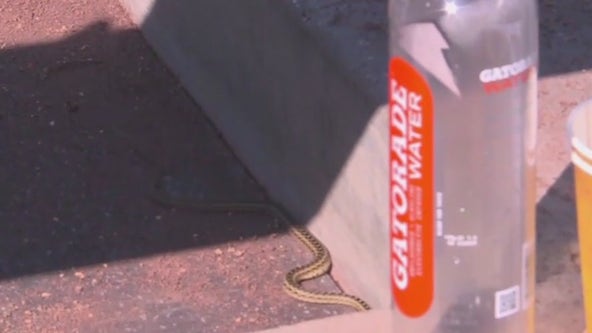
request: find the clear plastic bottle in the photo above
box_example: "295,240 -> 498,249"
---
388,1 -> 538,332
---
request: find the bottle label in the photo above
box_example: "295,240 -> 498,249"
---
389,57 -> 435,317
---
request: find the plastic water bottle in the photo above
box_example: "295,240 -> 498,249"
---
387,1 -> 538,332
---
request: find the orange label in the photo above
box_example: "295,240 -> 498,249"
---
389,57 -> 435,317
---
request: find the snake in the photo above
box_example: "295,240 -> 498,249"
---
149,188 -> 371,312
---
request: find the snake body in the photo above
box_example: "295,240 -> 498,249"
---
284,223 -> 371,311
150,191 -> 370,312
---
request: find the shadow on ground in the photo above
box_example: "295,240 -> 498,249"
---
0,0 -> 587,286
0,21 -> 275,280
536,166 -> 578,282
538,0 -> 592,77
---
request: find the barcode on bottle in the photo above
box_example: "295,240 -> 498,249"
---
495,285 -> 520,319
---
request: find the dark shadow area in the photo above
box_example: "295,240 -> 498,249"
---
0,0 -> 587,288
0,21 -> 278,280
538,0 -> 592,77
535,165 -> 579,283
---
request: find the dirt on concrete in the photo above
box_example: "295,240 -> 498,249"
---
3,0 -> 592,332
0,0 -> 354,332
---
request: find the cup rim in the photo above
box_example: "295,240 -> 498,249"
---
572,152 -> 592,176
567,98 -> 592,161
